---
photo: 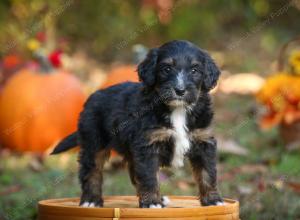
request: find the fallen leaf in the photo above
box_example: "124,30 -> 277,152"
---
272,180 -> 284,190
0,185 -> 21,196
238,185 -> 253,195
237,164 -> 268,174
257,178 -> 266,192
219,73 -> 265,95
286,181 -> 300,194
217,136 -> 249,156
28,157 -> 44,172
219,172 -> 236,181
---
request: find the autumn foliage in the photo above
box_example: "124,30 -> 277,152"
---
256,51 -> 300,129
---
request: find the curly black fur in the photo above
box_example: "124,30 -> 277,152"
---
52,40 -> 223,208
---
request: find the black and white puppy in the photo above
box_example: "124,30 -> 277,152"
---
51,40 -> 223,208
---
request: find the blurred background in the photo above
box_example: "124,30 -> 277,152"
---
0,0 -> 300,219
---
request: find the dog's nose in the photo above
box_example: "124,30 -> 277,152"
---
174,87 -> 186,96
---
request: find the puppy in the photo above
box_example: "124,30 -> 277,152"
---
51,40 -> 223,208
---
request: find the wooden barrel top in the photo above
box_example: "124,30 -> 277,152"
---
38,196 -> 239,220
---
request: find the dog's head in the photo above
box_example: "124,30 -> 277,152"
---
138,40 -> 220,107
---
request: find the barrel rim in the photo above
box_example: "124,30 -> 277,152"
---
38,196 -> 239,218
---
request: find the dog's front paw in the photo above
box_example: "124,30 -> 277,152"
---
140,200 -> 164,208
81,202 -> 97,207
149,203 -> 163,208
140,201 -> 164,208
139,196 -> 164,208
200,191 -> 223,206
80,197 -> 103,207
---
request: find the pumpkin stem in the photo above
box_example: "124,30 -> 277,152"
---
33,51 -> 53,73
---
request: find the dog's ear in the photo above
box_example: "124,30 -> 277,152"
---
202,55 -> 221,92
137,48 -> 158,87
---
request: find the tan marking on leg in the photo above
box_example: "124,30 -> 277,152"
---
191,163 -> 222,206
192,166 -> 209,197
147,128 -> 174,145
86,150 -> 110,198
189,128 -> 213,143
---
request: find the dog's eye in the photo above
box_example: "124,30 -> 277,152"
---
191,68 -> 198,74
163,67 -> 171,73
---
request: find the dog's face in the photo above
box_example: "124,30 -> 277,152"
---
138,40 -> 220,107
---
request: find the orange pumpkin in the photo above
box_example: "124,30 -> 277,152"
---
102,65 -> 139,88
0,68 -> 85,153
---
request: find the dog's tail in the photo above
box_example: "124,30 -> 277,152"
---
50,132 -> 78,155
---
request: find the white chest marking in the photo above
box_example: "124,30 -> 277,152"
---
170,106 -> 190,168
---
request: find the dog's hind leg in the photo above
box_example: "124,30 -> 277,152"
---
77,104 -> 111,207
79,147 -> 110,207
128,161 -> 137,186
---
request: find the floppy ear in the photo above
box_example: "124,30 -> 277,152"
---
137,48 -> 158,87
202,55 -> 221,91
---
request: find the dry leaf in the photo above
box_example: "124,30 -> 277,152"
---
217,136 -> 249,156
219,73 -> 265,95
286,181 -> 300,194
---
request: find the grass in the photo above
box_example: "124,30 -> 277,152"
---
1,94 -> 300,220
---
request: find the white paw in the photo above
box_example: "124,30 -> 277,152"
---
162,196 -> 170,206
149,204 -> 162,208
216,201 -> 225,206
81,202 -> 95,207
